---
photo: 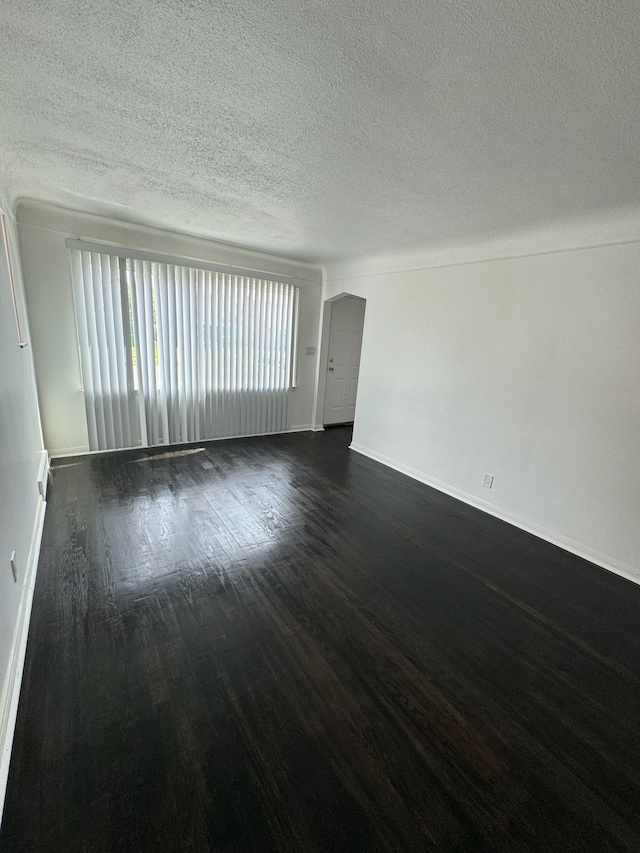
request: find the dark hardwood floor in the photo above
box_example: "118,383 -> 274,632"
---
2,426 -> 640,852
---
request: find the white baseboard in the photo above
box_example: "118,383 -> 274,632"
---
0,496 -> 47,822
49,427 -> 321,459
37,450 -> 49,499
49,445 -> 90,458
349,442 -> 639,587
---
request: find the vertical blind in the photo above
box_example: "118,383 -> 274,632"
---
70,247 -> 299,452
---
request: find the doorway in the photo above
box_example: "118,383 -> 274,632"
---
322,295 -> 366,426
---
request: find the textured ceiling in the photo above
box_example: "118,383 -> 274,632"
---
2,0 -> 640,262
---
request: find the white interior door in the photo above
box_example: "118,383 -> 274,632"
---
323,296 -> 365,425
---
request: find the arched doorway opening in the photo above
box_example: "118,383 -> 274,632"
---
317,294 -> 366,427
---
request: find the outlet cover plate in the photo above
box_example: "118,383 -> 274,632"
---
483,473 -> 494,489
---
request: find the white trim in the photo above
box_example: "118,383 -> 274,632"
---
64,238 -> 305,283
0,497 -> 47,821
37,450 -> 49,499
48,426 -> 318,459
48,445 -> 91,458
315,299 -> 332,430
323,208 -> 640,283
18,201 -> 321,285
349,442 -> 640,587
325,291 -> 366,303
325,236 -> 640,282
1,213 -> 28,347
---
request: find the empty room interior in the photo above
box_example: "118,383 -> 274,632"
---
1,2 -> 639,851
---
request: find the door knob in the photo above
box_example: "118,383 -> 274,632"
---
328,367 -> 334,371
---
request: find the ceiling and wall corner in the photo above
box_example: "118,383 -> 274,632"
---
1,1 -> 640,263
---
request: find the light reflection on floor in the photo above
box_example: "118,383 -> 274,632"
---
103,454 -> 303,594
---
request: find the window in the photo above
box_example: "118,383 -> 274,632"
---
69,243 -> 299,451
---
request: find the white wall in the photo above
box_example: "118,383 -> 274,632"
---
0,199 -> 45,810
17,201 -> 323,456
326,235 -> 640,580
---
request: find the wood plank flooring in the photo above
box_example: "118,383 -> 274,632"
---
2,426 -> 640,851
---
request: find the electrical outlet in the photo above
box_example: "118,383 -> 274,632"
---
306,347 -> 316,356
10,550 -> 18,582
483,473 -> 494,489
